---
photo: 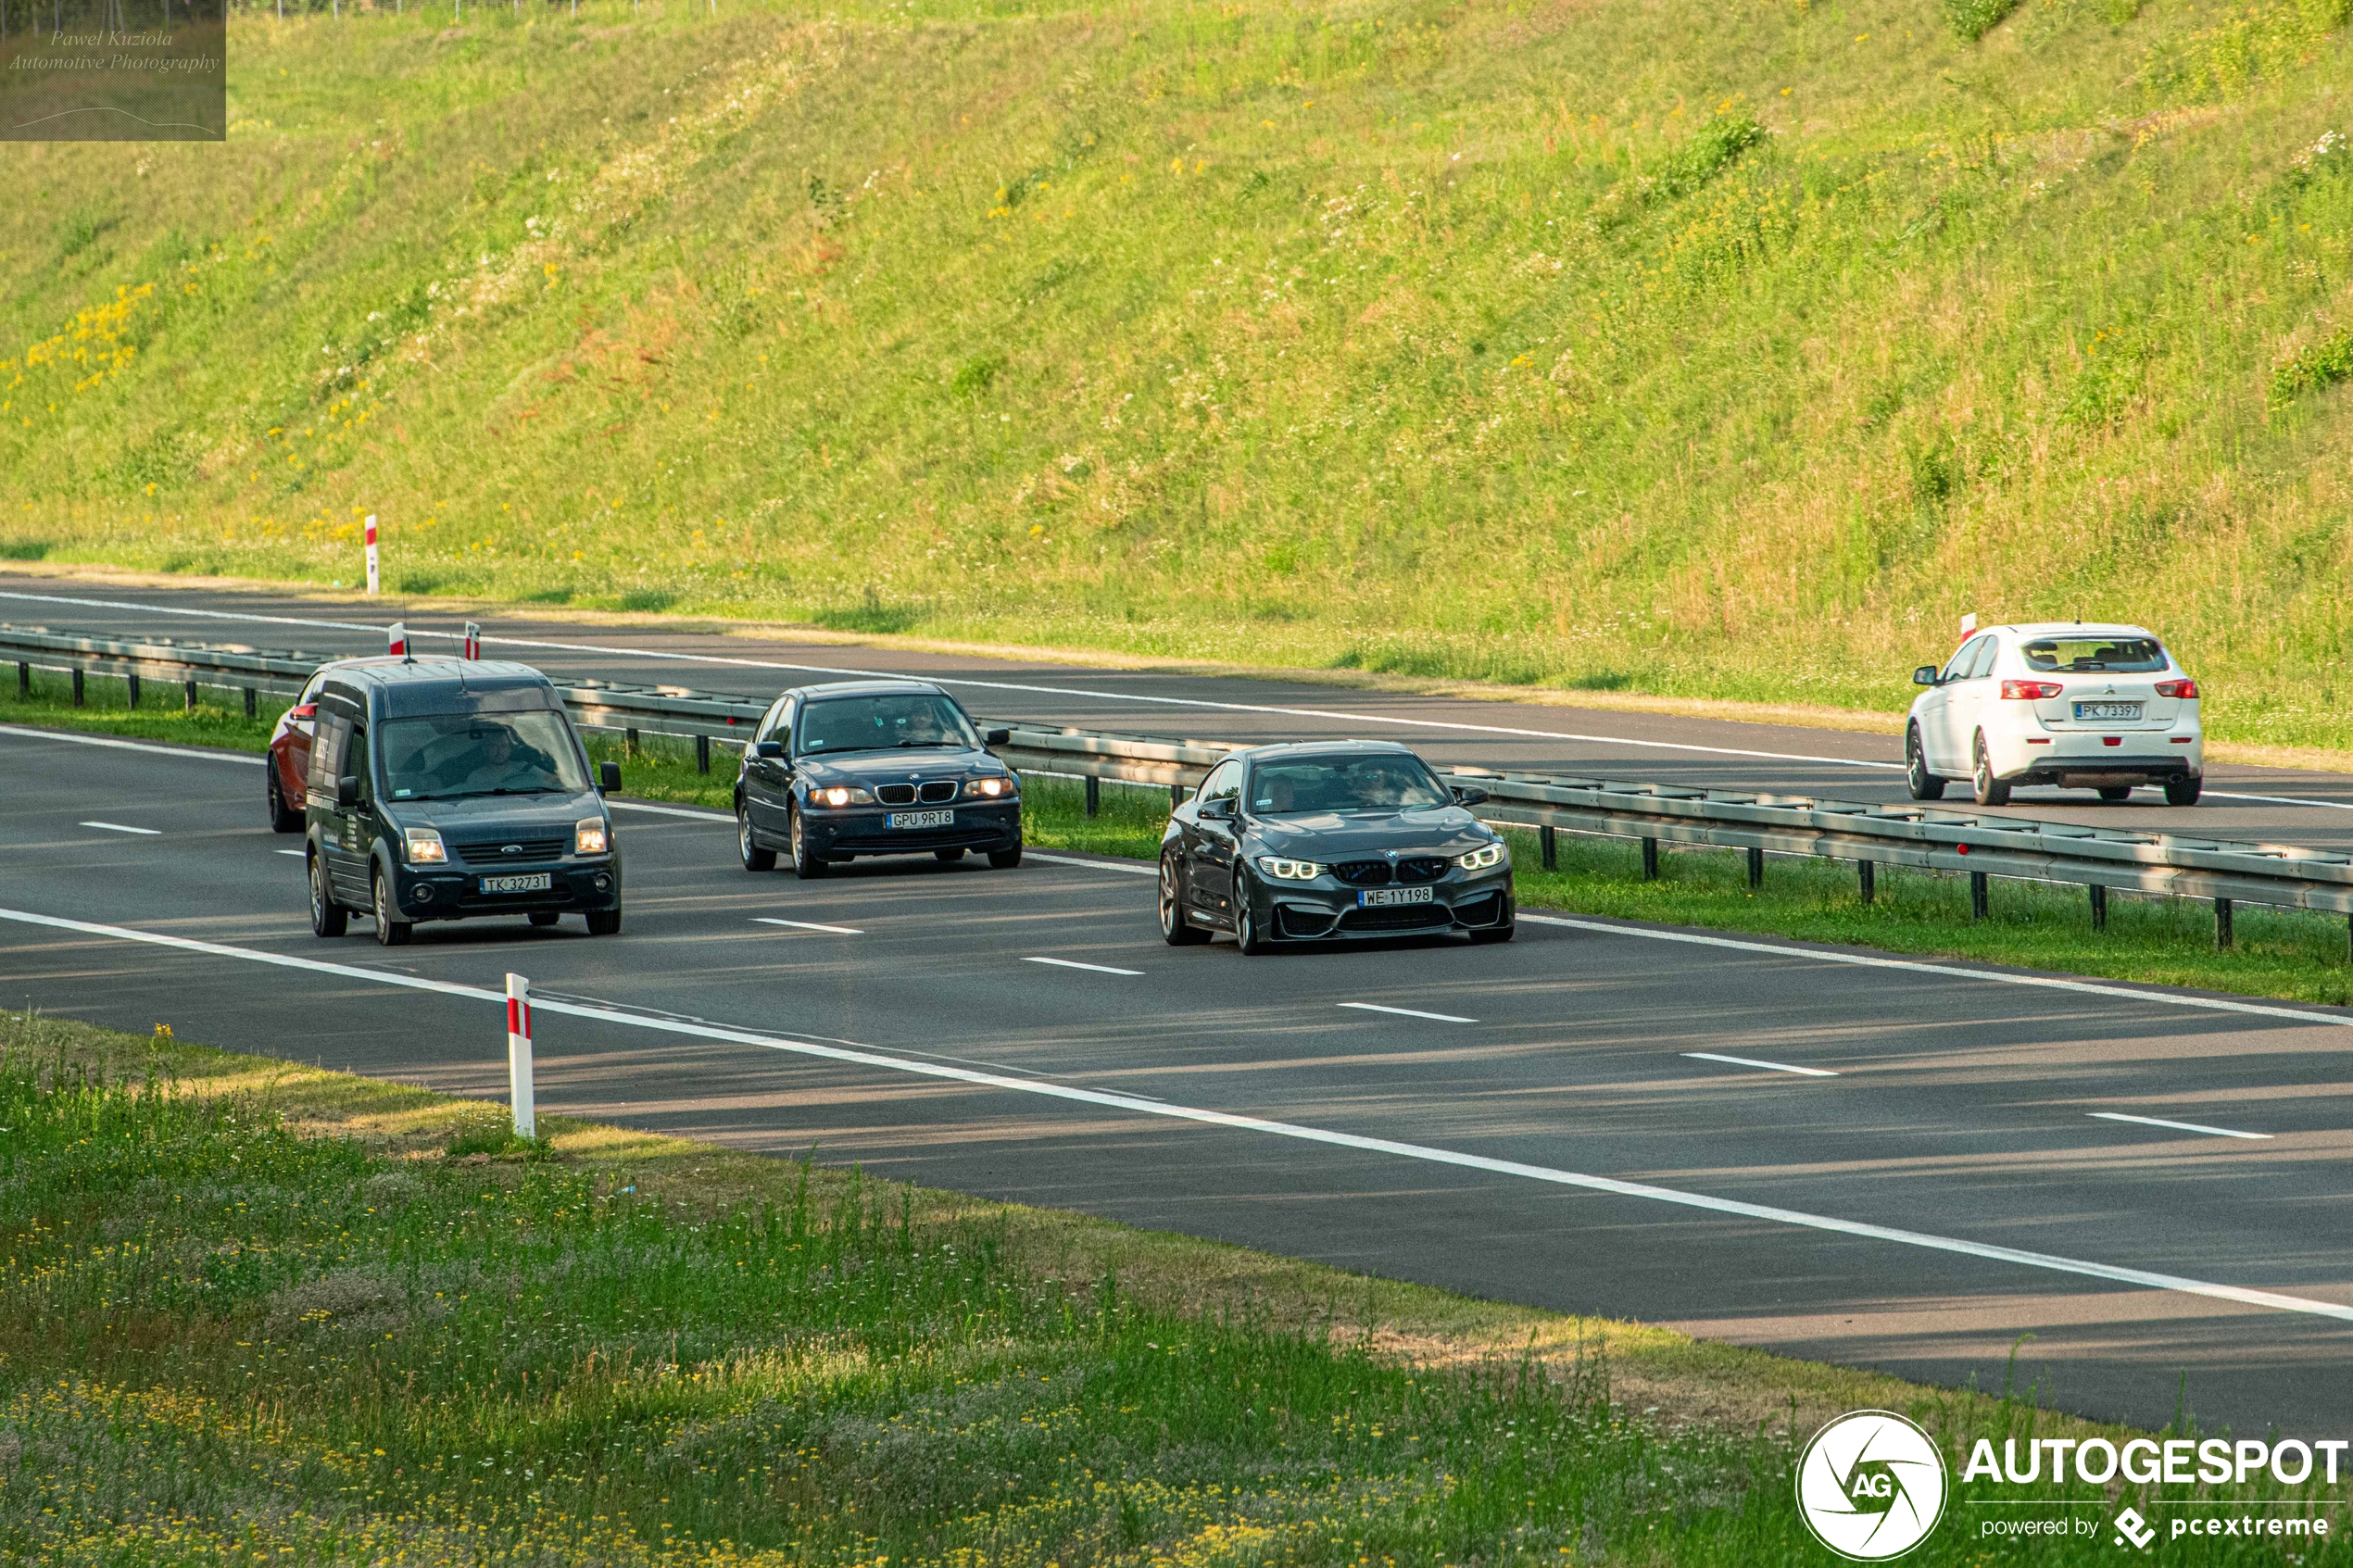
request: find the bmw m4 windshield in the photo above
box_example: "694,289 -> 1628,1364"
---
797,694 -> 979,757
1249,755 -> 1451,815
380,711 -> 589,800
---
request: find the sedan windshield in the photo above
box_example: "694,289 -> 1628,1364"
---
2020,637 -> 2168,674
798,694 -> 978,756
1249,755 -> 1451,814
380,710 -> 589,800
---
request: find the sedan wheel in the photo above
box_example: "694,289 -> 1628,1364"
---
1906,725 -> 1946,802
268,768 -> 303,833
1233,877 -> 1272,955
372,869 -> 412,947
789,803 -> 827,879
737,803 -> 776,872
1160,855 -> 1208,946
308,851 -> 346,939
2165,776 -> 2203,807
1971,733 -> 2011,808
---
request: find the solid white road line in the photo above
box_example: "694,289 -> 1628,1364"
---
1683,1051 -> 1839,1078
2089,1111 -> 2273,1141
753,917 -> 864,935
608,799 -> 734,822
81,821 -> 161,835
0,589 -> 1896,770
1339,1001 -> 1478,1024
1023,955 -> 1145,976
1026,850 -> 1159,876
3,900 -> 2347,1325
276,849 -> 305,858
1,725 -> 265,764
1516,913 -> 2353,1030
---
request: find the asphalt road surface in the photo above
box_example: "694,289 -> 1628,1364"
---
6,572 -> 2353,854
5,721 -> 2351,1436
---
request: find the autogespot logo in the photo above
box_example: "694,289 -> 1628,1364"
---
1796,1411 -> 1950,1561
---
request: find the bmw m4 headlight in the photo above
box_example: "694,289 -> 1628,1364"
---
814,785 -> 875,809
575,818 -> 610,856
403,826 -> 447,864
970,776 -> 1016,798
1456,842 -> 1506,872
1256,856 -> 1325,881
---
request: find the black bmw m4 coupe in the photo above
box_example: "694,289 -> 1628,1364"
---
1158,740 -> 1514,953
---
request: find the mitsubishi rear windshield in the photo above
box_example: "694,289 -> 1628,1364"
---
379,710 -> 589,799
2020,637 -> 2168,673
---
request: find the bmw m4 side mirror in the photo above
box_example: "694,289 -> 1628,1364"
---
1198,796 -> 1237,822
598,760 -> 622,795
755,740 -> 786,759
1912,665 -> 1939,687
985,728 -> 1012,747
1451,784 -> 1489,807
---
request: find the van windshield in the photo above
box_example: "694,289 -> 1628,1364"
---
379,710 -> 588,800
2020,637 -> 2168,674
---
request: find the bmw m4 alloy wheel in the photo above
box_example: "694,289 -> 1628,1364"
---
1160,854 -> 1208,946
1233,876 -> 1271,955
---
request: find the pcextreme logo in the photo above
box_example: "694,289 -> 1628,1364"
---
1796,1410 -> 1950,1561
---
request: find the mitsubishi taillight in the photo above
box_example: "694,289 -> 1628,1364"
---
2155,679 -> 2199,699
2000,680 -> 2064,700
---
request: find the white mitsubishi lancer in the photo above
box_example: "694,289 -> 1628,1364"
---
1905,622 -> 2204,807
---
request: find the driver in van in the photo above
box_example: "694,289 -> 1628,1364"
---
438,723 -> 558,795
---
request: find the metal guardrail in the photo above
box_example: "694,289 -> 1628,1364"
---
7,623 -> 2350,948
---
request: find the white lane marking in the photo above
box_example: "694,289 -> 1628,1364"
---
1339,1001 -> 1478,1024
0,589 -> 1898,769
608,799 -> 733,822
1516,914 -> 2353,1030
3,902 -> 2347,1326
2207,790 -> 2353,812
1026,850 -> 1160,876
2089,1111 -> 2273,1141
81,821 -> 161,835
1683,1051 -> 1838,1078
1023,955 -> 1145,976
753,917 -> 864,935
0,725 -> 266,765
276,848 -> 305,858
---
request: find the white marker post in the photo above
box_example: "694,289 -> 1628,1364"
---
387,621 -> 409,658
463,621 -> 482,660
1959,611 -> 1978,640
364,514 -> 380,596
506,972 -> 535,1140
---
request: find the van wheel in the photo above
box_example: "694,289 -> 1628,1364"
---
372,870 -> 412,947
737,802 -> 776,872
789,803 -> 827,879
1971,733 -> 2011,807
2165,776 -> 2203,807
528,910 -> 560,928
586,908 -> 623,935
1906,725 -> 1946,802
268,768 -> 303,833
308,851 -> 347,939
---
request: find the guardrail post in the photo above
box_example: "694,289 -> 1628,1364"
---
1857,859 -> 1875,905
183,678 -> 197,714
1970,872 -> 1989,921
126,671 -> 141,709
1085,775 -> 1100,817
1540,825 -> 1556,871
244,687 -> 257,720
71,667 -> 84,708
2214,897 -> 2233,952
14,660 -> 25,696
624,727 -> 639,757
2089,884 -> 2108,932
1746,847 -> 1764,889
1641,837 -> 1659,881
696,734 -> 711,774
1170,783 -> 1185,809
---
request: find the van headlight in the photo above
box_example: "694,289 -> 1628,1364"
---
1456,842 -> 1505,872
575,818 -> 610,856
1256,856 -> 1325,881
970,776 -> 1015,798
403,827 -> 447,864
814,785 -> 875,809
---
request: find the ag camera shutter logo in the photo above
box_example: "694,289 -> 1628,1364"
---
1795,1410 -> 1949,1560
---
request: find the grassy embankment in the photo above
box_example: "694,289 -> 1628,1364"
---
8,672 -> 2352,1005
6,1010 -> 2349,1565
7,0 -> 2353,745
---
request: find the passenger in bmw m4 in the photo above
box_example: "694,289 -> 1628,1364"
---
735,680 -> 1024,879
1158,740 -> 1514,954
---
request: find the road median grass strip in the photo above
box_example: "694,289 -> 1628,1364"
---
9,1011 -> 2348,1565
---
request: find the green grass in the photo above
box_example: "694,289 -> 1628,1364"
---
8,0 -> 2353,747
9,1010 -> 2350,1566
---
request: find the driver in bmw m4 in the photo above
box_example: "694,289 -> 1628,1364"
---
1159,741 -> 1514,953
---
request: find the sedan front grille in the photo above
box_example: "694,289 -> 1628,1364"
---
876,784 -> 916,806
1332,860 -> 1391,887
452,836 -> 568,867
1395,857 -> 1451,885
920,780 -> 958,804
875,781 -> 961,806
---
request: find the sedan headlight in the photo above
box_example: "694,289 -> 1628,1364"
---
403,827 -> 447,864
1256,856 -> 1325,881
575,818 -> 610,856
970,776 -> 1016,798
813,785 -> 875,809
1457,842 -> 1506,872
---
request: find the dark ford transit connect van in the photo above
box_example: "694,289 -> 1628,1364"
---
304,659 -> 623,946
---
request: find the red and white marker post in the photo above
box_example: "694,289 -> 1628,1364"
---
463,621 -> 482,660
506,972 -> 535,1140
387,621 -> 409,658
364,514 -> 380,596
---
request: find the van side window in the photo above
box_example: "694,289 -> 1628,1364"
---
309,715 -> 351,793
347,726 -> 373,804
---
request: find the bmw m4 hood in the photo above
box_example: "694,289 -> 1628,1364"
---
797,748 -> 1004,784
1246,808 -> 1491,858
